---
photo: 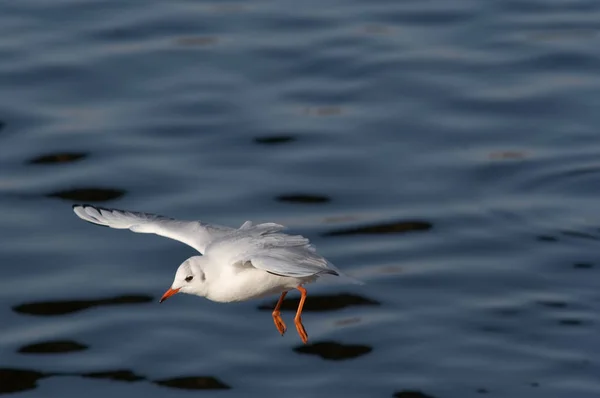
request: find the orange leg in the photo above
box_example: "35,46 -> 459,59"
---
272,291 -> 287,336
294,286 -> 309,344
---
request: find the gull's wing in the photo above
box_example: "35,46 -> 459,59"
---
72,204 -> 234,254
205,223 -> 339,277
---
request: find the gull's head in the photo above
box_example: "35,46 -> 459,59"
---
160,256 -> 208,302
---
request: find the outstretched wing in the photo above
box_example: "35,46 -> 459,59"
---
206,223 -> 339,277
72,204 -> 234,254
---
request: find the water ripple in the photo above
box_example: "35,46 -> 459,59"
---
2,0 -> 600,396
293,341 -> 372,361
323,220 -> 432,236
18,340 -> 88,354
253,135 -> 296,145
12,295 -> 153,316
153,376 -> 231,390
28,152 -> 88,165
393,392 -> 437,398
45,188 -> 126,202
276,193 -> 331,204
0,367 -> 231,394
0,368 -> 47,395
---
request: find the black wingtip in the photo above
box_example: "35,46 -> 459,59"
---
71,204 -> 111,227
72,203 -> 94,210
317,269 -> 339,277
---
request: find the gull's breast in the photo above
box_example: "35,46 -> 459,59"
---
205,267 -> 312,303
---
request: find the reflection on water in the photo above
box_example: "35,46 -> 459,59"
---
258,293 -> 380,312
0,368 -> 231,394
253,135 -> 296,145
393,391 -> 437,398
154,376 -> 231,390
46,188 -> 126,202
322,220 -> 432,236
18,340 -> 88,354
559,229 -> 599,241
537,235 -> 558,242
558,319 -> 584,327
536,299 -> 567,309
82,370 -> 144,382
537,228 -> 600,243
28,152 -> 88,165
0,369 -> 47,395
13,295 -> 153,316
293,341 -> 372,361
275,194 -> 331,204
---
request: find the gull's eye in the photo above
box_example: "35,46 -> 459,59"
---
185,276 -> 193,282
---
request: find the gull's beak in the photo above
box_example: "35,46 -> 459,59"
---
160,288 -> 180,303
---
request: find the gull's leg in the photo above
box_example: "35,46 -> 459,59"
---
272,291 -> 288,336
294,286 -> 309,344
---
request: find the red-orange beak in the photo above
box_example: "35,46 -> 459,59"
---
159,288 -> 180,303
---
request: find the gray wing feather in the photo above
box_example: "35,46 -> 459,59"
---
206,224 -> 338,277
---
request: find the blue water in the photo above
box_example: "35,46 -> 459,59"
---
1,0 -> 600,397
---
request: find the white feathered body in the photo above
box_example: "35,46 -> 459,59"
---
201,261 -> 313,302
193,221 -> 330,302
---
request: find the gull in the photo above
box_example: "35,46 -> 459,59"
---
72,204 -> 360,344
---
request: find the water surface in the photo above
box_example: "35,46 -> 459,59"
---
1,0 -> 600,397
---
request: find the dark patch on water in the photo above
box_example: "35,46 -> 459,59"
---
536,300 -> 567,308
0,368 -> 48,394
559,318 -> 584,326
537,235 -> 558,242
46,188 -> 125,202
323,220 -> 432,236
254,135 -> 296,145
0,120 -> 5,132
18,340 -> 88,354
293,341 -> 372,360
258,293 -> 380,312
82,370 -> 145,382
154,376 -> 231,390
276,193 -> 331,204
560,229 -> 599,241
0,367 -> 231,393
28,152 -> 88,165
393,391 -> 437,398
573,262 -> 594,269
13,294 -> 153,316
477,388 -> 489,394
